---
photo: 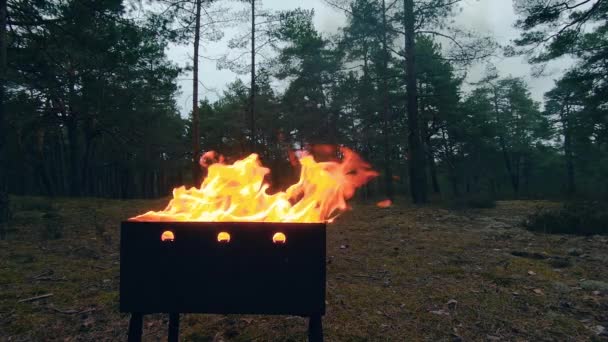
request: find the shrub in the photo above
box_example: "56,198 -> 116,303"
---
524,201 -> 608,236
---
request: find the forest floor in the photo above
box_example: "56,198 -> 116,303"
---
1,197 -> 608,341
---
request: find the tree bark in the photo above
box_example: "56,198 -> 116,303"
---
522,154 -> 530,196
191,0 -> 202,185
249,0 -> 256,153
404,0 -> 427,203
426,135 -> 440,193
492,86 -> 518,195
80,133 -> 95,196
67,70 -> 80,196
0,0 -> 8,238
441,129 -> 459,196
381,0 -> 393,200
499,138 -> 518,194
420,98 -> 440,194
563,105 -> 575,196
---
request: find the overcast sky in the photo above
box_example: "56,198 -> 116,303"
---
165,0 -> 571,116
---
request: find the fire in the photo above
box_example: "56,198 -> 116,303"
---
132,147 -> 377,223
217,232 -> 231,243
376,199 -> 392,208
272,232 -> 287,244
160,230 -> 175,242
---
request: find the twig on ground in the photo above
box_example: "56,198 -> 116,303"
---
31,269 -> 53,279
35,276 -> 67,281
49,306 -> 79,314
79,308 -> 97,314
380,310 -> 394,320
92,265 -> 110,270
49,306 -> 96,314
18,293 -> 53,303
352,274 -> 380,280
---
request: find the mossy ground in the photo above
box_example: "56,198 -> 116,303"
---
1,197 -> 607,341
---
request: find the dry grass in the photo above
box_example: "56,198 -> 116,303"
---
1,197 -> 607,341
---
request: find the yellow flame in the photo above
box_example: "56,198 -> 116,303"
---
217,232 -> 231,243
131,147 -> 377,223
161,230 -> 174,241
272,232 -> 287,244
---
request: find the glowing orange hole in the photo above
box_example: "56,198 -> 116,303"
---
272,232 -> 286,244
161,230 -> 174,242
217,232 -> 231,243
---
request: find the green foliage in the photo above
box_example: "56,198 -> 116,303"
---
5,0 -> 185,198
3,0 -> 607,204
524,201 -> 608,236
513,1 -> 608,203
275,9 -> 343,144
514,0 -> 607,63
435,73 -> 549,198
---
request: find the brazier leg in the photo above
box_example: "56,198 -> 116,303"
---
168,313 -> 180,342
308,314 -> 323,342
128,313 -> 143,342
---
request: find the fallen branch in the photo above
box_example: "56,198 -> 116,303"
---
49,306 -> 96,315
352,274 -> 380,280
18,293 -> 53,303
49,306 -> 79,314
379,310 -> 394,320
92,265 -> 110,270
35,276 -> 67,282
79,308 -> 96,314
31,269 -> 53,280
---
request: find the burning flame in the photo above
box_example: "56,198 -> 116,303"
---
132,147 -> 377,223
217,232 -> 231,243
272,232 -> 287,244
376,199 -> 392,208
161,230 -> 175,242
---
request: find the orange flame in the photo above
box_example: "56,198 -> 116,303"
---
160,230 -> 175,242
132,147 -> 378,223
376,199 -> 392,208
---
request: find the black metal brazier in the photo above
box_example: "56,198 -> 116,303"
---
120,221 -> 326,341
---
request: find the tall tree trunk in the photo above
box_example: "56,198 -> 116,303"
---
420,97 -> 440,194
191,0 -> 202,185
493,87 -> 518,195
35,128 -> 54,196
361,52 -> 373,200
58,128 -> 68,195
563,106 -> 575,196
249,0 -> 256,153
522,154 -> 530,196
80,133 -> 94,196
426,135 -> 440,193
499,138 -> 518,193
67,71 -> 80,196
404,0 -> 427,203
0,0 -> 8,238
66,117 -> 81,196
441,130 -> 459,196
381,0 -> 393,200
